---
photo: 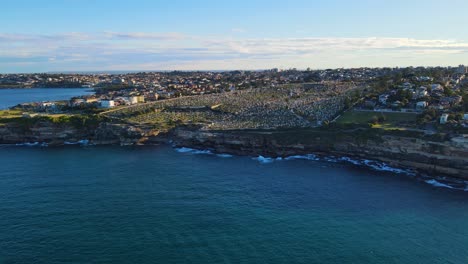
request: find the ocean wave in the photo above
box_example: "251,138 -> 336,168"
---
361,160 -> 415,175
64,139 -> 91,146
172,147 -> 466,192
252,154 -> 415,176
253,156 -> 275,163
15,142 -> 48,147
216,153 -> 233,158
253,156 -> 284,163
338,157 -> 361,165
425,179 -> 455,189
323,156 -> 339,163
332,156 -> 415,176
285,154 -> 319,161
175,147 -> 213,155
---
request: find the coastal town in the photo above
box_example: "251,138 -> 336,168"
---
1,66 -> 468,133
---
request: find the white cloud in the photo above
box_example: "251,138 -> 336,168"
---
1,32 -> 468,72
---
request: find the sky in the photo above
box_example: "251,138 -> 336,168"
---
2,0 -> 468,73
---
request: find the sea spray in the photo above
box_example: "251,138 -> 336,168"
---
253,156 -> 275,164
15,142 -> 48,147
176,147 -> 213,155
216,153 -> 234,158
172,146 -> 465,192
285,154 -> 320,161
425,179 -> 455,189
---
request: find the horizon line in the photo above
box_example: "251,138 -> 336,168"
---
1,64 -> 467,75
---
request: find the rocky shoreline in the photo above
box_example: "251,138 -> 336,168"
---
169,127 -> 468,179
1,121 -> 467,186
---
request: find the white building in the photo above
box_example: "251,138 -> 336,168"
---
440,114 -> 449,124
128,96 -> 138,105
101,100 -> 115,108
416,86 -> 428,98
40,102 -> 56,108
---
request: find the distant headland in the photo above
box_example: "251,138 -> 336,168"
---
1,67 -> 467,182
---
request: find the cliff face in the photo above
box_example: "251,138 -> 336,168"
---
0,122 -> 85,145
1,121 -> 467,179
170,128 -> 468,179
0,122 -> 166,146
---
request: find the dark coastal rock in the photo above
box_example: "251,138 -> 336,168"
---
169,127 -> 468,180
1,121 -> 467,179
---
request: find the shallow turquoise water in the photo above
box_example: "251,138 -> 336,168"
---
0,146 -> 467,263
0,88 -> 93,109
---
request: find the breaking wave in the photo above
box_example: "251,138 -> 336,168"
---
15,142 -> 48,147
253,156 -> 275,164
173,146 -> 467,192
251,154 -> 415,176
285,154 -> 320,161
64,140 -> 91,146
425,179 -> 455,189
216,153 -> 233,158
175,147 -> 213,155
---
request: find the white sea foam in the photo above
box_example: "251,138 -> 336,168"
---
64,139 -> 90,146
425,179 -> 454,189
254,153 -> 414,177
254,156 -> 275,164
322,156 -> 338,163
285,154 -> 320,161
16,142 -> 48,147
175,147 -> 213,155
216,153 -> 233,158
360,160 -> 415,175
175,147 -> 194,153
338,157 -> 361,165
78,139 -> 90,145
192,149 -> 213,155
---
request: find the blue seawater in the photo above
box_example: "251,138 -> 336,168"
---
0,146 -> 467,264
0,88 -> 94,109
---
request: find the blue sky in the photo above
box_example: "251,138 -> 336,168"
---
2,0 -> 468,72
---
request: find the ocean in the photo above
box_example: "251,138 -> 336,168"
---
0,88 -> 94,109
0,145 -> 467,264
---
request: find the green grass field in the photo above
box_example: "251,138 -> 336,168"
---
336,110 -> 418,129
0,110 -> 23,118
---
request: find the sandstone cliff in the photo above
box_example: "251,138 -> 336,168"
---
1,121 -> 467,180
170,128 -> 468,179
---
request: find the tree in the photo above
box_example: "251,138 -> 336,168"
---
463,94 -> 468,112
444,87 -> 454,96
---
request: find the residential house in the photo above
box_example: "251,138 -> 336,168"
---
440,96 -> 462,107
416,101 -> 428,110
379,94 -> 389,104
100,100 -> 115,108
128,96 -> 139,105
85,97 -> 99,104
416,86 -> 428,99
69,98 -> 85,106
431,84 -> 444,92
